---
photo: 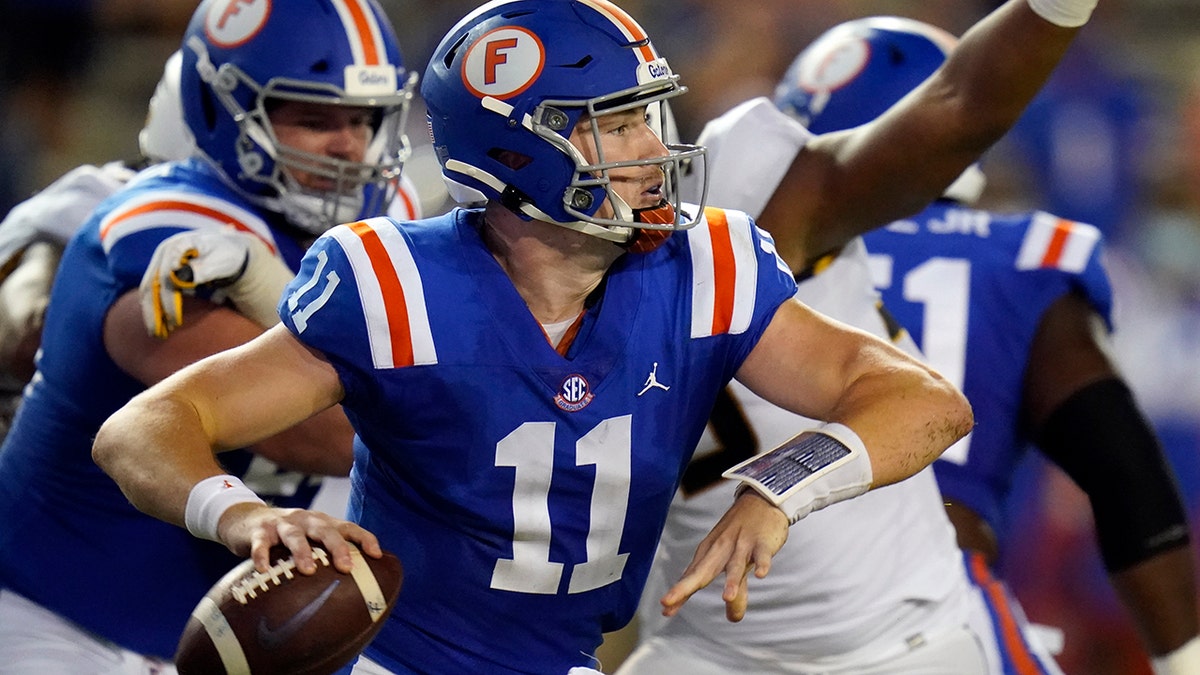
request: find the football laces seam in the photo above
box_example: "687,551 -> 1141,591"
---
230,547 -> 333,604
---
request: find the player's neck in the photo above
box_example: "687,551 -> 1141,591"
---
481,203 -> 617,324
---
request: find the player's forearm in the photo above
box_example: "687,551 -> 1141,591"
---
1110,547 -> 1200,657
808,0 -> 1084,250
721,358 -> 971,527
830,361 -> 973,487
93,390 -> 228,528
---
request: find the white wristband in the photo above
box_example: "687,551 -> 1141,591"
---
1025,0 -> 1097,28
724,422 -> 873,524
1153,636 -> 1200,675
184,475 -> 266,543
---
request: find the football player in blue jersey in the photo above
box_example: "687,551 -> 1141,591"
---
95,0 -> 1096,672
772,16 -> 1196,675
0,50 -> 194,439
0,0 -> 420,671
0,46 -> 427,444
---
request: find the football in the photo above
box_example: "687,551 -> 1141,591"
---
175,543 -> 402,675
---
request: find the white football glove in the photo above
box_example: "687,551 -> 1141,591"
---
140,229 -> 295,339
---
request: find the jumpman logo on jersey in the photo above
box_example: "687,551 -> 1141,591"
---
637,362 -> 670,396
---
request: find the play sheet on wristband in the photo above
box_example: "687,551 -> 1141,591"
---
722,433 -> 851,499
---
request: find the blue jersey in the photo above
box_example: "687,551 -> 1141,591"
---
863,202 -> 1113,541
0,159 -> 320,659
279,207 -> 795,673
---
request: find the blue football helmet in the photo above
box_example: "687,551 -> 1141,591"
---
180,0 -> 417,235
774,16 -> 985,202
421,0 -> 708,245
774,17 -> 956,134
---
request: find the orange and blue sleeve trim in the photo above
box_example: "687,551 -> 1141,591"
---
328,217 -> 436,369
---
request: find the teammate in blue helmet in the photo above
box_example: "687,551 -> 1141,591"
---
179,0 -> 417,236
96,0 -> 1101,672
795,15 -> 1198,674
0,0 -> 416,670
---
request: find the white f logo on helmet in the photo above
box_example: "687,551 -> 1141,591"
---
205,0 -> 270,48
462,27 -> 546,100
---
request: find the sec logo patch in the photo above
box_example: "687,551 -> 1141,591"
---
554,374 -> 594,412
206,0 -> 271,48
462,26 -> 545,100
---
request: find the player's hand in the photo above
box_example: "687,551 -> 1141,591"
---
659,489 -> 788,622
139,229 -> 294,338
218,502 -> 384,575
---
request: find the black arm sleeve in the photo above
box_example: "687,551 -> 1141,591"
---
1035,377 -> 1191,573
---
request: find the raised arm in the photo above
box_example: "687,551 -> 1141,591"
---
770,0 -> 1085,265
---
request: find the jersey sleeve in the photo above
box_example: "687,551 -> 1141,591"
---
0,162 -> 134,268
1016,211 -> 1114,329
97,190 -> 278,289
686,206 -> 797,368
279,217 -> 434,400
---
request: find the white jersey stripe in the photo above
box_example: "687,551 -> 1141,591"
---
726,209 -> 760,335
328,218 -> 436,369
688,216 -> 717,339
365,218 -> 437,366
329,225 -> 395,368
688,207 -> 759,338
1016,211 -> 1099,273
99,192 -> 275,254
1057,222 -> 1100,273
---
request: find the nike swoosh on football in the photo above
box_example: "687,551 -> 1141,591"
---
256,579 -> 342,649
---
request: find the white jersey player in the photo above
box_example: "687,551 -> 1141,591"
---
620,20 -> 1066,675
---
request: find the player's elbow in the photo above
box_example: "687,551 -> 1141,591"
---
951,388 -> 975,445
935,376 -> 975,455
92,406 -> 136,483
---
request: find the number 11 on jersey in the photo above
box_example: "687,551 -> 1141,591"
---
491,416 -> 632,594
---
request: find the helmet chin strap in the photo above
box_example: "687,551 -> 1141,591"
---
519,192 -> 679,253
442,158 -> 670,246
516,200 -> 635,243
280,185 -> 366,236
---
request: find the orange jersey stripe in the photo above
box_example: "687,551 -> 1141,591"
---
341,0 -> 379,65
349,220 -> 414,366
1039,219 -> 1073,268
968,553 -> 1042,675
100,200 -> 276,254
704,207 -> 737,335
